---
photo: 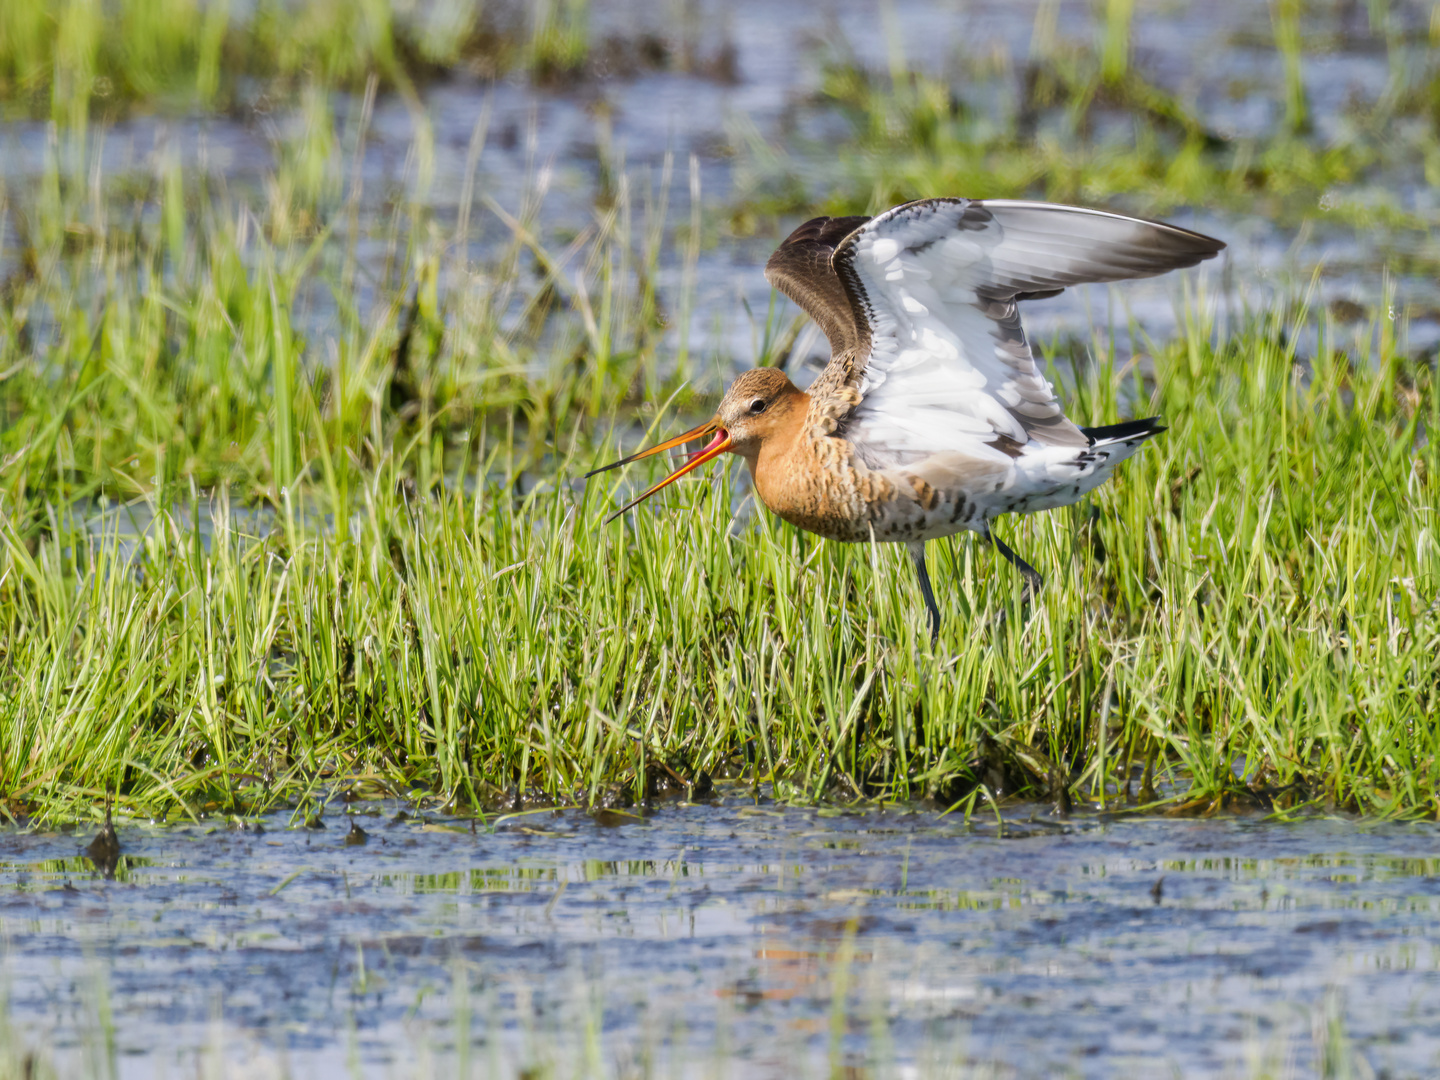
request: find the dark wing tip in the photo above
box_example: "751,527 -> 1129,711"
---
1164,221 -> 1226,254
974,199 -> 1226,282
764,214 -> 872,281
1153,223 -> 1226,263
1102,213 -> 1226,268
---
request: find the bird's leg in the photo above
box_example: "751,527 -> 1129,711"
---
987,531 -> 1043,626
989,533 -> 1044,593
906,541 -> 941,644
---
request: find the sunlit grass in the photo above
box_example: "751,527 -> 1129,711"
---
0,121 -> 1437,825
0,4 -> 1437,825
0,0 -> 612,128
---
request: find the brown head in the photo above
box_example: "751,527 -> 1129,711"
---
715,368 -> 807,463
585,367 -> 806,521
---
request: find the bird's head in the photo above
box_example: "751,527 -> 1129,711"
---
714,368 -> 806,461
585,367 -> 805,522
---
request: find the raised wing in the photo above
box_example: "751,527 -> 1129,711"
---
764,214 -> 872,361
818,198 -> 1223,465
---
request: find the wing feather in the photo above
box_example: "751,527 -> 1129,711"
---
821,198 -> 1223,464
763,215 -> 873,360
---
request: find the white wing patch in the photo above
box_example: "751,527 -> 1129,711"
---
844,201 -> 1079,469
838,198 -> 1221,470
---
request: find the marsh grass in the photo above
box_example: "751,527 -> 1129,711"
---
1,147 -> 1436,823
0,0 -> 527,111
1,4 -> 1438,825
0,0 -> 716,125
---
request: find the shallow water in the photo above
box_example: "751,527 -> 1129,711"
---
4,0 -> 1440,366
5,793 -> 1440,1078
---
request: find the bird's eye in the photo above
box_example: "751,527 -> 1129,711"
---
749,398 -> 767,414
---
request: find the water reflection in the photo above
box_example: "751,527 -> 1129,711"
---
2,799 -> 1439,1076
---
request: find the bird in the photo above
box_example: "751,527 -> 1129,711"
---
586,198 -> 1224,641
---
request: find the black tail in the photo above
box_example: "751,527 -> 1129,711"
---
1080,416 -> 1166,445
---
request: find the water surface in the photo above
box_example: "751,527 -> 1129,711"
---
5,795 -> 1440,1077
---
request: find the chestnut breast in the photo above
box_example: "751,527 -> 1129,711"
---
744,421 -> 882,542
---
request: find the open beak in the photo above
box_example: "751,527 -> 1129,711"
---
585,419 -> 733,523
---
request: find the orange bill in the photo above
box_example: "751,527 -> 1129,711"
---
586,419 -> 733,523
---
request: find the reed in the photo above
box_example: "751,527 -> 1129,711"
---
0,2 -> 1436,825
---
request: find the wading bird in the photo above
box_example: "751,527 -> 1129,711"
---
587,198 -> 1224,641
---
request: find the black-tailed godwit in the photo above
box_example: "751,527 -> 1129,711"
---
587,198 -> 1224,640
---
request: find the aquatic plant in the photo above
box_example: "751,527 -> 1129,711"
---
0,2 -> 1437,824
734,0 -> 1440,249
0,119 -> 1437,825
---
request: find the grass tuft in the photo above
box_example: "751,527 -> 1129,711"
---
1,4 -> 1437,823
